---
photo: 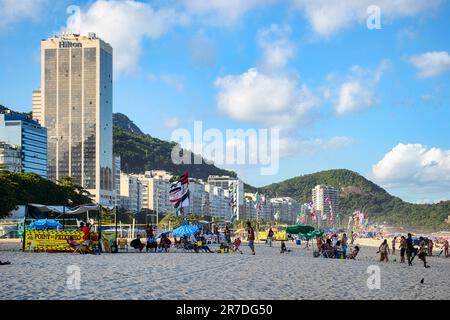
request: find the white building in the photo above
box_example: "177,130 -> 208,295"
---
119,173 -> 142,213
37,33 -> 114,205
207,175 -> 244,220
270,197 -> 299,224
137,171 -> 173,216
312,185 -> 339,225
204,184 -> 233,220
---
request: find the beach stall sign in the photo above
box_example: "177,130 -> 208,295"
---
25,230 -> 84,252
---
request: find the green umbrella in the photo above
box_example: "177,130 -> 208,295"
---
286,225 -> 315,235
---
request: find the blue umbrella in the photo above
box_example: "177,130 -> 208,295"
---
172,225 -> 200,237
28,219 -> 63,230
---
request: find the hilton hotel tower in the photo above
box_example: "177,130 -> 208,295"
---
33,33 -> 114,205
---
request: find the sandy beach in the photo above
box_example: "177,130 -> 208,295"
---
1,239 -> 449,300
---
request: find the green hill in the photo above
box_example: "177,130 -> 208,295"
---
113,113 -> 237,180
258,169 -> 450,232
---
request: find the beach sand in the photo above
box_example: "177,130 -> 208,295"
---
1,239 -> 449,300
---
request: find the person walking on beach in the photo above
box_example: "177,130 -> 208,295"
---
427,238 -> 433,256
246,222 -> 256,255
399,236 -> 407,263
444,239 -> 449,258
350,231 -> 355,245
267,227 -> 274,247
392,237 -> 397,255
378,239 -> 390,262
224,226 -> 231,245
418,238 -> 430,268
341,233 -> 348,258
406,233 -> 416,266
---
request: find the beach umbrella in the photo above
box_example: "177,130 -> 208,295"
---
28,219 -> 63,230
286,225 -> 315,235
172,224 -> 200,237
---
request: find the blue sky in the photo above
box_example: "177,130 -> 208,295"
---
1,0 -> 450,203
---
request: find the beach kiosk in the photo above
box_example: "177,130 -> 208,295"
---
22,204 -> 104,252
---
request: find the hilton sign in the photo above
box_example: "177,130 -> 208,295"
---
59,41 -> 82,49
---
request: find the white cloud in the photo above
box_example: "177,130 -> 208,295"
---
408,51 -> 450,78
257,24 -> 295,71
0,0 -> 47,31
215,68 -> 320,129
279,135 -> 353,157
63,0 -> 187,75
160,74 -> 185,93
292,0 -> 443,37
165,117 -> 182,129
328,60 -> 390,115
373,143 -> 450,188
148,73 -> 185,92
178,0 -> 274,25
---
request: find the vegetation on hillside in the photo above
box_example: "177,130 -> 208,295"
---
259,169 -> 450,232
113,113 -> 237,180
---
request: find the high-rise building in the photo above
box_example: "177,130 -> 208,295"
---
112,155 -> 121,207
0,142 -> 21,172
119,173 -> 142,213
0,112 -> 47,178
207,175 -> 244,219
38,33 -> 113,205
137,171 -> 173,215
32,89 -> 43,124
312,185 -> 339,224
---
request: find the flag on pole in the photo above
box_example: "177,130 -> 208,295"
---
169,172 -> 190,216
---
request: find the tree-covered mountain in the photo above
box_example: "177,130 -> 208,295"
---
113,113 -> 237,180
258,169 -> 450,232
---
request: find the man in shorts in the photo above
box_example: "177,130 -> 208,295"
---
246,222 -> 255,255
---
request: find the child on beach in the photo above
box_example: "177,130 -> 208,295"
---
378,239 -> 390,262
233,237 -> 243,254
392,237 -> 397,255
246,222 -> 255,255
418,238 -> 430,268
280,240 -> 291,253
347,246 -> 360,259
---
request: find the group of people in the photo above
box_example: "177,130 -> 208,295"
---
379,234 -> 449,268
67,221 -> 98,254
127,224 -> 247,254
315,233 -> 360,259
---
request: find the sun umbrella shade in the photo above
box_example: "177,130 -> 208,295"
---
286,225 -> 315,235
299,229 -> 325,240
172,225 -> 200,237
28,219 -> 63,230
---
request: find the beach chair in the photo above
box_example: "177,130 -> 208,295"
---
117,238 -> 128,252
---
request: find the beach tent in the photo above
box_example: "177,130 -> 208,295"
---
286,225 -> 315,235
172,225 -> 200,237
28,219 -> 63,230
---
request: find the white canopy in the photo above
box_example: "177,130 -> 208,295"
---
28,204 -> 100,215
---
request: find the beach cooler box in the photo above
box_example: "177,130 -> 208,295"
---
276,231 -> 288,241
296,239 -> 301,245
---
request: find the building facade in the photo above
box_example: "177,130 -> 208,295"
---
312,185 -> 339,224
37,33 -> 113,205
207,175 -> 244,220
0,112 -> 48,178
0,142 -> 21,172
112,155 -> 121,207
137,171 -> 173,216
119,173 -> 142,213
